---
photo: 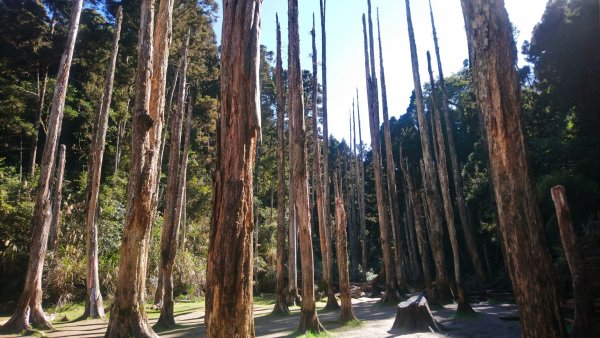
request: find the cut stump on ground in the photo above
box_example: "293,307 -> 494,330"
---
392,293 -> 442,333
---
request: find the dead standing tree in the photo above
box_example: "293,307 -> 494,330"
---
104,0 -> 174,336
356,91 -> 368,281
362,1 -> 399,303
289,0 -> 324,332
205,0 -> 262,336
427,51 -> 473,314
377,8 -> 407,291
428,0 -> 485,283
334,171 -> 358,323
81,5 -> 123,320
460,0 -> 566,336
403,0 -> 452,303
0,0 -> 83,333
272,13 -> 290,316
310,14 -> 338,310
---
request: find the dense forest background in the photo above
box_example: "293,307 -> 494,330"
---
0,0 -> 598,309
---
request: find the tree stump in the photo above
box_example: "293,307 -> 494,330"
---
392,293 -> 441,333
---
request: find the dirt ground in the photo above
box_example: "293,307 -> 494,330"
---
0,297 -> 521,337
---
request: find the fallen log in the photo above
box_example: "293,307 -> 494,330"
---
392,293 -> 442,333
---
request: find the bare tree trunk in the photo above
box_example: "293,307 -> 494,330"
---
0,1 -> 83,333
400,147 -> 421,282
403,0 -> 451,303
377,9 -> 407,292
288,95 -> 300,306
400,147 -> 433,291
205,1 -> 261,336
460,1 -> 566,336
179,186 -> 187,251
310,15 -> 338,311
81,6 -> 122,319
356,91 -> 368,282
272,15 -> 290,315
48,145 -> 66,251
362,1 -> 399,302
428,0 -> 485,283
288,0 -> 323,333
334,171 -> 358,323
104,0 -> 173,336
427,52 -> 473,313
551,186 -> 599,337
114,117 -> 126,176
155,29 -> 190,328
348,113 -> 359,279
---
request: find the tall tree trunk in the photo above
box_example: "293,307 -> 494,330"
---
428,0 -> 485,283
48,144 -> 66,251
288,92 -> 300,306
81,6 -> 123,319
348,113 -> 359,279
156,29 -> 190,328
205,1 -> 261,336
0,1 -> 83,333
334,171 -> 358,323
114,117 -> 127,176
400,147 -> 421,282
104,0 -> 173,336
356,91 -> 368,282
551,186 -> 599,337
427,52 -> 473,313
272,15 -> 290,316
362,1 -> 399,302
289,0 -> 323,333
403,0 -> 451,303
376,9 -> 407,292
400,147 -> 434,291
310,15 -> 338,311
460,1 -> 566,336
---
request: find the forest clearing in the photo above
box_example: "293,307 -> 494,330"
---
1,0 -> 599,337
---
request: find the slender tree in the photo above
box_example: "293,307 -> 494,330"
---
377,8 -> 407,291
0,0 -> 83,332
356,91 -> 368,281
362,1 -> 398,302
460,0 -> 566,336
310,14 -> 338,310
156,29 -> 190,328
272,14 -> 290,315
428,0 -> 485,282
289,0 -> 323,332
334,171 -> 358,322
48,144 -> 66,252
427,51 -> 473,313
81,5 -> 123,319
104,0 -> 174,335
403,0 -> 451,303
205,0 -> 262,336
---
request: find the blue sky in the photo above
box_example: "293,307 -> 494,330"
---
214,0 -> 548,144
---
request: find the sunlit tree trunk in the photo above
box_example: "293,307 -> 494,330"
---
81,6 -> 123,319
377,8 -> 407,291
205,1 -> 262,336
362,1 -> 399,302
428,0 -> 485,283
460,0 -> 566,336
334,171 -> 358,322
289,0 -> 324,332
403,0 -> 451,303
272,14 -> 290,316
427,52 -> 473,313
0,1 -> 83,333
104,0 -> 174,336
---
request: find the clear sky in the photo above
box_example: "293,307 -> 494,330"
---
214,0 -> 548,145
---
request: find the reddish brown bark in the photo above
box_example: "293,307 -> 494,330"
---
0,1 -> 83,333
289,0 -> 323,332
460,0 -> 566,336
551,186 -> 599,337
205,1 -> 262,336
428,0 -> 485,283
404,0 -> 451,303
334,171 -> 357,323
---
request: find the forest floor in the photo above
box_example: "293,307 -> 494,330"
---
0,295 -> 521,337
